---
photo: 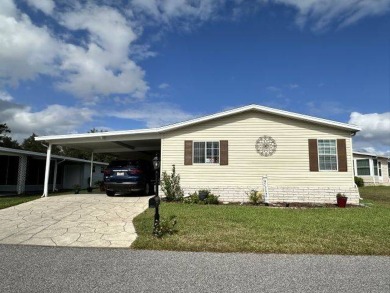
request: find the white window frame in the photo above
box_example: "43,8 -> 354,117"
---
193,141 -> 220,164
356,158 -> 371,176
317,139 -> 338,171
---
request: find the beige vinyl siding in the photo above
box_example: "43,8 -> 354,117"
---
161,110 -> 355,188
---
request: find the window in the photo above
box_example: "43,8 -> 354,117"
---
388,161 -> 390,178
193,141 -> 219,164
318,139 -> 337,171
373,159 -> 378,176
356,159 -> 370,176
378,161 -> 382,177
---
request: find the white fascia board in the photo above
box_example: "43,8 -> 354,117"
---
158,104 -> 361,133
353,151 -> 389,159
35,128 -> 161,142
0,146 -> 108,165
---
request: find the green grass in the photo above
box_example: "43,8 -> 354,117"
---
132,186 -> 390,255
0,194 -> 41,210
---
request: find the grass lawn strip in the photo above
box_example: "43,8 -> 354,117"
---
132,186 -> 390,255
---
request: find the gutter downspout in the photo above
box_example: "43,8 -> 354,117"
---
42,143 -> 52,197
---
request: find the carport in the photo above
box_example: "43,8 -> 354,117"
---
35,129 -> 162,197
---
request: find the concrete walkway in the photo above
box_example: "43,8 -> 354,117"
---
0,194 -> 150,248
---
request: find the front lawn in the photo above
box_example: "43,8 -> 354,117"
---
0,195 -> 41,210
132,186 -> 390,255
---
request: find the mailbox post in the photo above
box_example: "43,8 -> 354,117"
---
149,154 -> 160,227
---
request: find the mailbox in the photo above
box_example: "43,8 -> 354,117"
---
149,196 -> 160,209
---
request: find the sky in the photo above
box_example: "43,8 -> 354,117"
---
0,0 -> 389,154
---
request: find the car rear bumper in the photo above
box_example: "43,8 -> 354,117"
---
104,182 -> 144,192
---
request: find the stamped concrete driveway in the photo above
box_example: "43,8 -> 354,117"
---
0,194 -> 149,248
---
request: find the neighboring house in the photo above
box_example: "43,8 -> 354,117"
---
0,147 -> 107,195
36,104 -> 361,204
353,152 -> 390,186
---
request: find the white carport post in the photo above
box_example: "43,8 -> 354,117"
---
89,152 -> 94,187
43,143 -> 52,197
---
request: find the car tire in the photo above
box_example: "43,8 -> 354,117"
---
106,190 -> 115,197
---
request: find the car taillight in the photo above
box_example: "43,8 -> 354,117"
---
128,168 -> 143,175
104,169 -> 111,176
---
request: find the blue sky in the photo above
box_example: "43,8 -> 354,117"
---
0,0 -> 389,154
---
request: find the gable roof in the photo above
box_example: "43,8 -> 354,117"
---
36,104 -> 360,143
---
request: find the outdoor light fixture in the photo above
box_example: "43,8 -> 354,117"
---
153,155 -> 160,170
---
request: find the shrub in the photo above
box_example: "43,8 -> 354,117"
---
354,176 -> 364,187
153,215 -> 178,238
247,189 -> 263,205
204,193 -> 219,205
182,190 -> 220,205
161,165 -> 184,202
182,193 -> 200,204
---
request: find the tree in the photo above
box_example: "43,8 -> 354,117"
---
0,123 -> 21,149
21,133 -> 47,153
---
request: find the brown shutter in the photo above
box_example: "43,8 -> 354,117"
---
308,139 -> 318,172
184,140 -> 193,165
337,139 -> 347,172
220,140 -> 228,165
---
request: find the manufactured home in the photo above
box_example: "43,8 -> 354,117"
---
353,152 -> 390,186
36,104 -> 361,204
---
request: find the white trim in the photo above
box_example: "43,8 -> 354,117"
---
353,151 -> 389,159
35,104 -> 361,144
0,146 -> 108,165
317,139 -> 338,171
193,141 -> 220,165
356,158 -> 371,176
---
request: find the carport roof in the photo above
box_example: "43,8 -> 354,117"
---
35,104 -> 361,152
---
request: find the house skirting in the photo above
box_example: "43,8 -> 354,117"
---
180,186 -> 360,205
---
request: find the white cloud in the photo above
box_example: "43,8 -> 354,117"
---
25,0 -> 55,15
0,1 -> 149,99
107,102 -> 194,128
0,91 -> 13,101
0,1 -> 61,85
273,0 -> 390,30
131,0 -> 225,24
0,100 -> 95,140
158,83 -> 170,89
349,112 -> 390,152
288,83 -> 299,89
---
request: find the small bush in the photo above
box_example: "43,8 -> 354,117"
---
161,165 -> 184,202
182,193 -> 200,204
182,190 -> 220,205
153,215 -> 178,238
354,176 -> 364,187
204,193 -> 219,205
247,189 -> 263,205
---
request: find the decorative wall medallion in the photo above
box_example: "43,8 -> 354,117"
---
255,135 -> 277,157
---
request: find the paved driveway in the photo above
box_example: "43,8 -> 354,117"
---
0,194 -> 149,248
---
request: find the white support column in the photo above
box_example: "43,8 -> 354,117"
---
52,160 -> 58,192
89,152 -> 94,187
43,143 -> 52,197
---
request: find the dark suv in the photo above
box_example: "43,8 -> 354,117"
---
103,159 -> 154,196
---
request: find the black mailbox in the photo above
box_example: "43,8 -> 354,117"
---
149,196 -> 160,209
